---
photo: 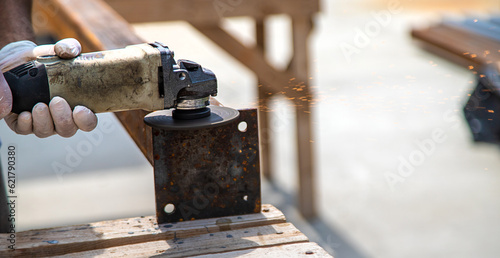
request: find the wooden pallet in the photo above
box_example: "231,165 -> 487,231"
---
0,205 -> 332,257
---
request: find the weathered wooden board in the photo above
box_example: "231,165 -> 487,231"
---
0,205 -> 285,257
192,242 -> 332,257
54,223 -> 310,257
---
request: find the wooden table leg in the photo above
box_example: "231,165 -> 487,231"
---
291,16 -> 316,218
256,19 -> 273,180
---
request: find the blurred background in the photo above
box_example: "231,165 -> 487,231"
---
2,0 -> 500,257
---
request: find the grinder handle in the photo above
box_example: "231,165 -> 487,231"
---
3,61 -> 51,114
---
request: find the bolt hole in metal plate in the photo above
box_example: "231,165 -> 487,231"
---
151,109 -> 261,223
145,106 -> 240,130
164,204 -> 175,214
238,121 -> 248,132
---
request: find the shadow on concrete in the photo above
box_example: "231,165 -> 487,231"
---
264,180 -> 369,258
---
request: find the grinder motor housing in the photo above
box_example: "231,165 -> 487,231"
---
3,42 -> 218,115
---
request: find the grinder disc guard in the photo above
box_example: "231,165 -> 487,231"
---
144,106 -> 240,130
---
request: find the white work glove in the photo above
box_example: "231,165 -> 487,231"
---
0,38 -> 98,138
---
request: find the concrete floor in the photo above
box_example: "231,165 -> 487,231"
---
2,0 -> 500,257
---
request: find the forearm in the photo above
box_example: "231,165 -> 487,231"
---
0,0 -> 34,49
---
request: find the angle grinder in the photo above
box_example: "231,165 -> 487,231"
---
2,42 -> 239,130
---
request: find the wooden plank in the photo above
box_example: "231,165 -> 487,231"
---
412,23 -> 500,69
35,0 -> 155,164
54,223 -> 309,257
0,204 -> 285,257
415,40 -> 484,70
192,242 -> 333,257
291,16 -> 316,219
103,0 -> 320,24
445,19 -> 500,43
34,0 -> 143,52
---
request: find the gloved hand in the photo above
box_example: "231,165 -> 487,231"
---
0,38 -> 98,138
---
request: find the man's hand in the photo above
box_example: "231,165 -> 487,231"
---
0,38 -> 98,138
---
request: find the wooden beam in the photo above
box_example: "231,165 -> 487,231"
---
103,0 -> 320,24
256,18 -> 273,180
54,223 -> 309,257
412,24 -> 500,70
1,205 -> 286,256
35,0 -> 144,51
291,16 -> 316,218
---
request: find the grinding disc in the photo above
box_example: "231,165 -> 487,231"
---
144,106 -> 240,130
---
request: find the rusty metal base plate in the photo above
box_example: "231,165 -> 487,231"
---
152,109 -> 261,223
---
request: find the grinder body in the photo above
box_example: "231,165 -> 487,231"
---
3,42 -> 240,130
5,44 -> 164,114
45,44 -> 163,113
3,43 -> 217,114
44,44 -> 164,113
